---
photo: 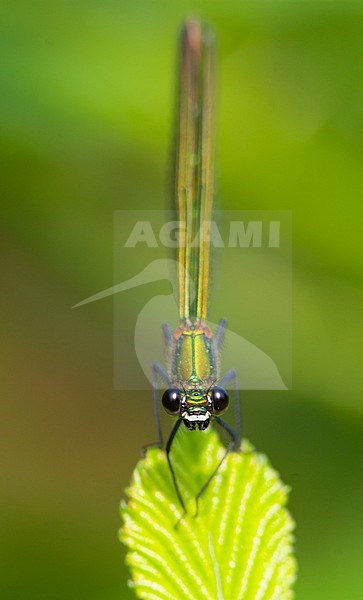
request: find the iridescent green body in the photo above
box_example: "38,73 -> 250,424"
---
159,19 -> 237,512
166,318 -> 219,424
170,320 -> 219,389
165,20 -> 219,427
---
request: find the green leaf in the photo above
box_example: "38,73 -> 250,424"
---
120,428 -> 296,600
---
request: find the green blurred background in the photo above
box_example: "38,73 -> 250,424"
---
1,1 -> 362,598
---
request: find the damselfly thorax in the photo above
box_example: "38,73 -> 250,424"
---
163,318 -> 226,431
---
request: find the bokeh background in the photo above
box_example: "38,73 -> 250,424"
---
1,1 -> 362,599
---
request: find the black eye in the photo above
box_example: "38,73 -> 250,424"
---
211,387 -> 229,414
162,388 -> 181,415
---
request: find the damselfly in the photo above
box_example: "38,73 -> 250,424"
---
152,19 -> 241,514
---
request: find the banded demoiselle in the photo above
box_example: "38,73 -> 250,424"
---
151,19 -> 241,514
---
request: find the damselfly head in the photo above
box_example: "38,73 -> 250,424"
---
162,386 -> 229,429
162,387 -> 211,429
180,388 -> 211,430
182,386 -> 229,429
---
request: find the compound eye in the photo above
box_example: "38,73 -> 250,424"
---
211,387 -> 229,414
162,388 -> 181,415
